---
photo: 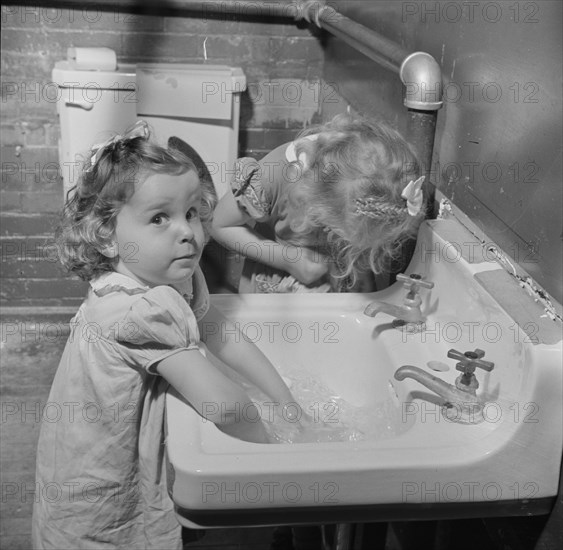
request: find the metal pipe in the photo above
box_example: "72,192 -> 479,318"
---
8,0 -> 443,217
332,523 -> 355,550
6,1 -> 443,110
2,1 -> 298,18
407,110 -> 438,216
400,52 -> 443,110
314,4 -> 409,74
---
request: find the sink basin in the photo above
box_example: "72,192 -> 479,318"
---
166,219 -> 562,528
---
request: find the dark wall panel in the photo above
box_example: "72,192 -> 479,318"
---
323,0 -> 562,303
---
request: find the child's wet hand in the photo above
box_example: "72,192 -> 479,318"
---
273,401 -> 300,423
286,248 -> 330,285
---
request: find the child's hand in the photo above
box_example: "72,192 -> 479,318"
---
272,401 -> 302,425
286,247 -> 330,285
263,402 -> 306,443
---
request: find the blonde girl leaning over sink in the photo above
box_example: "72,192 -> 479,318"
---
211,114 -> 426,550
211,113 -> 426,294
32,121 -> 299,550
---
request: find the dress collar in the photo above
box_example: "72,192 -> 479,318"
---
90,271 -> 193,301
90,272 -> 148,296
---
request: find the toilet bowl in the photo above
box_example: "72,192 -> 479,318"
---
52,50 -> 246,198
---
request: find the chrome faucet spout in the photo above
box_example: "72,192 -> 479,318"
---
394,365 -> 481,405
364,300 -> 423,323
394,365 -> 485,424
364,273 -> 433,324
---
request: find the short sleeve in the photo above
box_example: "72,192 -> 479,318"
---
115,286 -> 200,374
230,157 -> 272,221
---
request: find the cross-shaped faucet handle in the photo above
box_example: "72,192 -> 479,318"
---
447,348 -> 495,375
396,273 -> 435,292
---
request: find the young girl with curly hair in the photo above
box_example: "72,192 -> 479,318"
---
32,121 -> 298,549
211,114 -> 426,550
211,114 -> 425,293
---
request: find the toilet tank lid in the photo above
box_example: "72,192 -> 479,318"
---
137,63 -> 246,89
52,61 -> 136,90
136,63 -> 246,121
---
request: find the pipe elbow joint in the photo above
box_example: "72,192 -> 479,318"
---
400,51 -> 443,111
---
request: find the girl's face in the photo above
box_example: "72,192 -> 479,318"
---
109,170 -> 205,287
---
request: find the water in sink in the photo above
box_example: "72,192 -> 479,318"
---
241,366 -> 410,445
204,306 -> 416,444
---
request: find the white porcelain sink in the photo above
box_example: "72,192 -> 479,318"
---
166,219 -> 562,528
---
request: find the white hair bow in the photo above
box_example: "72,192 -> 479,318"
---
87,120 -> 149,171
401,175 -> 425,216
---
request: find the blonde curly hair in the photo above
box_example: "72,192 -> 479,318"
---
288,114 -> 424,287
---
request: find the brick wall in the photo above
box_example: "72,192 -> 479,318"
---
0,4 -> 328,309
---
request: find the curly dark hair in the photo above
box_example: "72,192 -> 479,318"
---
56,127 -> 217,281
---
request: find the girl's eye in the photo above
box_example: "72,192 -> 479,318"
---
151,214 -> 167,225
186,208 -> 199,221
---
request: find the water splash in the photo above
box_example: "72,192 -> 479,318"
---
245,368 -> 409,445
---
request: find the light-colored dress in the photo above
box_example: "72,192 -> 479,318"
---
32,269 -> 209,549
231,138 -> 333,293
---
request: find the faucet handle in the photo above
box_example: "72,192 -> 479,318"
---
396,273 -> 435,295
447,348 -> 495,374
396,273 -> 434,290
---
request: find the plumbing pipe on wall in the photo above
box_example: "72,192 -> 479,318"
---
7,0 -> 443,104
6,0 -> 443,205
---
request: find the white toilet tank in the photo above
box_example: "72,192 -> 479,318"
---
52,58 -> 137,196
135,63 -> 246,197
53,52 -> 246,198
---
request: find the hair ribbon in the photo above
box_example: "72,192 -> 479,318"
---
87,120 -> 149,171
401,175 -> 425,216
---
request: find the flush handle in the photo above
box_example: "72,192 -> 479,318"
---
65,99 -> 94,111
